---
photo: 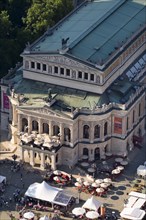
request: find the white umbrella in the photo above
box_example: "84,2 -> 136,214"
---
92,182 -> 99,188
76,177 -> 84,183
72,207 -> 86,216
84,181 -> 90,186
112,169 -> 121,174
95,179 -> 103,184
86,211 -> 99,219
75,182 -> 82,187
23,211 -> 35,219
39,216 -> 50,220
53,176 -> 60,181
96,188 -> 104,193
116,166 -> 124,171
103,178 -> 112,183
100,183 -> 110,188
53,170 -> 62,175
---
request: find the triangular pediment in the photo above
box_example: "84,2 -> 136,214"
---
17,106 -> 72,120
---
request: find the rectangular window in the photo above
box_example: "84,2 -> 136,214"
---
31,61 -> 35,69
66,69 -> 70,76
90,74 -> 94,81
54,66 -> 58,74
48,66 -> 52,73
60,67 -> 64,75
84,72 -> 88,80
37,63 -> 41,70
78,71 -> 82,79
43,64 -> 46,71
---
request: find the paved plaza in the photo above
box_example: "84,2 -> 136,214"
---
0,131 -> 146,219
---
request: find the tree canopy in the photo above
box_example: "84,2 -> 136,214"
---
0,0 -> 73,78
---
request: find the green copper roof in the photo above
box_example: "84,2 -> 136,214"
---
30,0 -> 146,65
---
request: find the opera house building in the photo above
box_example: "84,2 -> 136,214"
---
1,0 -> 146,170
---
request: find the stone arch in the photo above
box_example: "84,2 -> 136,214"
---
43,123 -> 49,134
83,147 -> 89,156
94,125 -> 100,138
32,120 -> 38,131
64,127 -> 71,142
83,125 -> 89,139
53,125 -> 60,136
22,118 -> 28,132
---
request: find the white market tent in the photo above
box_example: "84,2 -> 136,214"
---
129,191 -> 146,199
120,208 -> 145,220
0,175 -> 6,184
25,181 -> 72,206
82,196 -> 102,211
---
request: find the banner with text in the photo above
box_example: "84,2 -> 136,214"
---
3,92 -> 9,109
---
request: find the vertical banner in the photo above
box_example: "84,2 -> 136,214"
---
114,117 -> 122,134
3,92 -> 9,109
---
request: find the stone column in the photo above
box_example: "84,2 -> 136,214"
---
59,123 -> 64,142
49,121 -> 53,136
12,105 -> 17,126
51,154 -> 56,170
40,152 -> 45,170
90,122 -> 94,143
28,116 -> 31,134
101,121 -> 105,141
38,118 -> 42,134
17,114 -> 22,132
70,126 -> 73,143
30,150 -> 34,166
20,147 -> 24,161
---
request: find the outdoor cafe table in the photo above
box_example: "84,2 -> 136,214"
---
105,152 -> 113,157
115,158 -> 123,163
120,160 -> 128,166
82,155 -> 88,160
81,162 -> 89,167
88,168 -> 96,173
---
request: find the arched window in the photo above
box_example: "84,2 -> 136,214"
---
94,125 -> 100,138
32,120 -> 38,131
64,128 -> 71,142
43,123 -> 49,134
83,148 -> 89,156
53,125 -> 60,136
83,125 -> 89,139
104,122 -> 108,136
22,118 -> 28,132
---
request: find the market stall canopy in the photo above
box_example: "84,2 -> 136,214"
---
25,181 -> 72,206
0,175 -> 6,184
82,196 -> 102,211
39,215 -> 50,220
129,191 -> 146,199
120,208 -> 145,220
25,181 -> 62,203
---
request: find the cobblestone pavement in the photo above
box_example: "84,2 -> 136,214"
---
0,132 -> 146,220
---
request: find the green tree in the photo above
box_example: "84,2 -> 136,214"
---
23,0 -> 73,37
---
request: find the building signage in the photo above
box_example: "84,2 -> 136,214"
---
3,92 -> 9,109
114,117 -> 122,134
